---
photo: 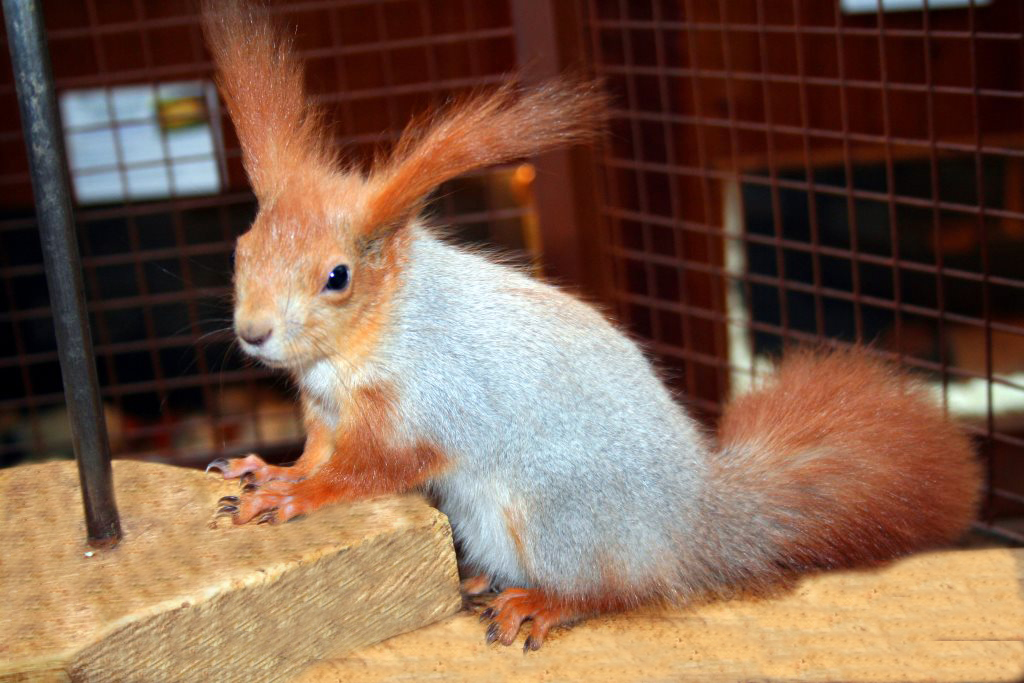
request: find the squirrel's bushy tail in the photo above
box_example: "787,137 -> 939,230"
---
706,348 -> 981,587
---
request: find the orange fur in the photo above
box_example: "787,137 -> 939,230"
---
231,178 -> 405,374
364,79 -> 608,235
460,574 -> 493,596
715,348 -> 982,574
206,3 -> 601,381
214,403 -> 338,484
201,0 -> 338,198
231,383 -> 449,524
483,586 -> 644,651
294,411 -> 340,472
503,506 -> 531,578
324,383 -> 450,498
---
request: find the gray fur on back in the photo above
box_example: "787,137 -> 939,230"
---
369,226 -> 712,597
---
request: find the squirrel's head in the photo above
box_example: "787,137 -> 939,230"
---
203,0 -> 606,374
231,173 -> 405,371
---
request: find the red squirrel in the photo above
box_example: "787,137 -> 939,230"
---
202,1 -> 981,651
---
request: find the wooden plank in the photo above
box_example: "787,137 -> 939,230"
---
297,548 -> 1024,683
0,460 -> 461,683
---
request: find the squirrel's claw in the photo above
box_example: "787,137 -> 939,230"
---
256,510 -> 278,525
205,453 -> 269,480
224,480 -> 315,525
523,635 -> 542,653
205,459 -> 229,475
211,471 -> 336,527
209,499 -> 240,528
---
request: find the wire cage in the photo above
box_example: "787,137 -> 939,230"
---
585,0 -> 1024,543
0,0 -> 1020,544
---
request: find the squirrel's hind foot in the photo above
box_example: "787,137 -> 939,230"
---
480,588 -> 580,652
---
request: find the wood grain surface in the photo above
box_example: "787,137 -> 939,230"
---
0,460 -> 461,683
4,459 -> 1021,683
297,547 -> 1024,683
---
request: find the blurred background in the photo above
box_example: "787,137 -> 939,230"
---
0,0 -> 1021,544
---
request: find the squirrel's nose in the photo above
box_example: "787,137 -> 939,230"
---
238,320 -> 273,347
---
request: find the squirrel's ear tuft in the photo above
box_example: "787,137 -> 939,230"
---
361,76 -> 608,238
201,0 -> 337,199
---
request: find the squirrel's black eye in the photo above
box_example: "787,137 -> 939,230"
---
324,264 -> 350,292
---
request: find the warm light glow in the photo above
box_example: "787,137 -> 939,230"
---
513,163 -> 536,186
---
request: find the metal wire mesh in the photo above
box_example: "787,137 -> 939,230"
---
584,0 -> 1024,543
0,0 -> 520,468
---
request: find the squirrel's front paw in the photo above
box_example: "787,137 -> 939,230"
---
214,479 -> 324,525
205,453 -> 303,485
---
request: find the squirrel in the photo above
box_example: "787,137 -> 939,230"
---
202,1 -> 982,651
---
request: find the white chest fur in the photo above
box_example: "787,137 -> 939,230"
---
297,359 -> 345,425
297,357 -> 383,427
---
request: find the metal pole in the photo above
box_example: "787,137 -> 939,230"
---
3,0 -> 121,547
509,0 -> 603,297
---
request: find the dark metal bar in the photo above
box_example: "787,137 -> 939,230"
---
510,0 -> 595,290
2,0 -> 121,547
612,0 -> 664,350
965,0 -> 997,528
791,0 -> 826,340
677,0 -> 727,402
715,0 -> 760,386
921,3 -> 951,416
654,0 -> 698,400
584,62 -> 1024,101
583,0 -> 632,326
